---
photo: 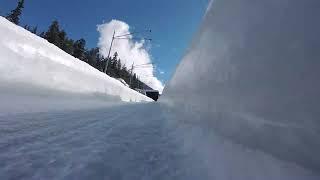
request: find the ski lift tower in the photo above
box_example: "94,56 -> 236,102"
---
104,30 -> 152,74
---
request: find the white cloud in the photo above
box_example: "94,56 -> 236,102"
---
97,20 -> 164,92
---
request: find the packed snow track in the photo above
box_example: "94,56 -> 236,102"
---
0,103 -> 318,180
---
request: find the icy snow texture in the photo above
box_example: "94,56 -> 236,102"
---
162,0 -> 320,176
0,16 -> 152,105
1,0 -> 320,179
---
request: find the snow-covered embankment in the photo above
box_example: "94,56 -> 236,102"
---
0,17 -> 151,113
161,0 -> 320,178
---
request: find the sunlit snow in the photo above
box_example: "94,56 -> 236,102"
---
1,0 -> 320,179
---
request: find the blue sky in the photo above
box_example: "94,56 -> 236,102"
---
1,0 -> 209,84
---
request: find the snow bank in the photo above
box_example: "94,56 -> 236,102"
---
161,0 -> 320,177
0,17 -> 152,105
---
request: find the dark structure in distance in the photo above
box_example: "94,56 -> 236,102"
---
135,89 -> 160,101
145,90 -> 160,101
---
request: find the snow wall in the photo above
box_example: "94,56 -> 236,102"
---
161,0 -> 320,174
0,17 -> 152,106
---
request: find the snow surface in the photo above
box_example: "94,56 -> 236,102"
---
0,16 -> 152,104
1,103 -> 318,180
1,0 -> 320,179
162,0 -> 320,177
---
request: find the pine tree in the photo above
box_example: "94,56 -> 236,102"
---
57,30 -> 66,48
73,39 -> 86,61
111,52 -> 118,63
44,21 -> 60,45
23,24 -> 30,31
6,0 -> 24,25
85,48 -> 99,67
111,52 -> 119,77
23,24 -> 37,34
62,38 -> 74,55
39,31 -> 46,38
31,26 -> 38,34
100,57 -> 107,72
115,59 -> 122,78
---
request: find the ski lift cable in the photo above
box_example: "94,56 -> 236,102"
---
133,63 -> 154,68
114,29 -> 152,38
134,62 -> 154,66
133,64 -> 154,68
114,37 -> 152,41
133,66 -> 155,69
